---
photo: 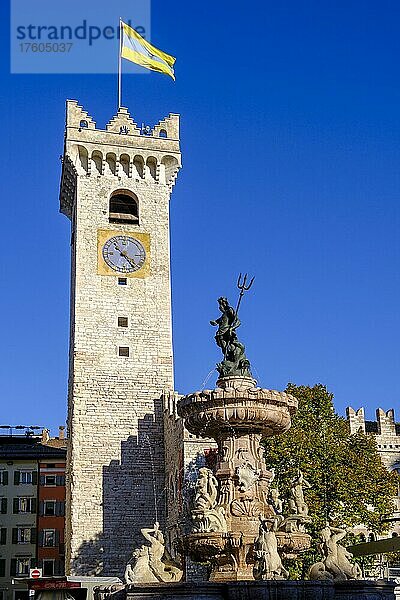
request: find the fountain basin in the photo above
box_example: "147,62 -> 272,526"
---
180,530 -> 312,570
178,385 -> 297,439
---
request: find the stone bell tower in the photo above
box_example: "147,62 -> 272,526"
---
59,100 -> 181,576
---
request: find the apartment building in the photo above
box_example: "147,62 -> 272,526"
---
0,430 -> 66,600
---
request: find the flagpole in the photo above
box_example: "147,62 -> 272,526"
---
118,18 -> 122,109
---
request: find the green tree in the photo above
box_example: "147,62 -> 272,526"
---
263,383 -> 399,578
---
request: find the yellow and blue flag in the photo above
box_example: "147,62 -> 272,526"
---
121,21 -> 176,80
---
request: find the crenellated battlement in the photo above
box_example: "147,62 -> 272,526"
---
376,407 -> 397,435
65,99 -> 180,141
163,390 -> 182,420
347,406 -> 399,437
347,406 -> 400,471
346,406 -> 366,434
66,99 -> 97,129
60,100 -> 181,218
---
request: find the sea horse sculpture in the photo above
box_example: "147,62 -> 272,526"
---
124,522 -> 183,584
308,525 -> 362,581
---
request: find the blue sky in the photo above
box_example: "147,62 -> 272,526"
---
1,0 -> 400,434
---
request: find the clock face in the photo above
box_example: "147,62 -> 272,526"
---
102,235 -> 146,273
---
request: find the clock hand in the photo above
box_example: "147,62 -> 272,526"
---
113,244 -> 131,261
120,251 -> 137,268
125,255 -> 137,268
113,243 -> 139,269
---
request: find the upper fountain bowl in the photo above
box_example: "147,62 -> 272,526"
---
177,376 -> 297,439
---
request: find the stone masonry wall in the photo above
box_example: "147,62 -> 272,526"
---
163,392 -> 217,580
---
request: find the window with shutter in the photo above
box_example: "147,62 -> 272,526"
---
42,559 -> 54,577
0,559 -> 5,577
17,528 -> 31,543
43,529 -> 55,547
54,500 -> 66,517
44,501 -> 55,516
31,498 -> 37,514
20,472 -> 33,485
0,528 -> 6,545
32,471 -> 38,486
16,558 -> 30,575
14,471 -> 20,485
30,528 -> 37,545
13,498 -> 19,514
17,498 -> 29,513
0,471 -> 8,486
12,528 -> 18,544
10,559 -> 17,576
1,498 -> 7,514
54,559 -> 64,576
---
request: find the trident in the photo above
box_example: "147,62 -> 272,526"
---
235,273 -> 255,318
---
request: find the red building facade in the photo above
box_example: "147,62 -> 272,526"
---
37,461 -> 66,577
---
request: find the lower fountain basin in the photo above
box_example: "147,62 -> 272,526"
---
181,530 -> 311,562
